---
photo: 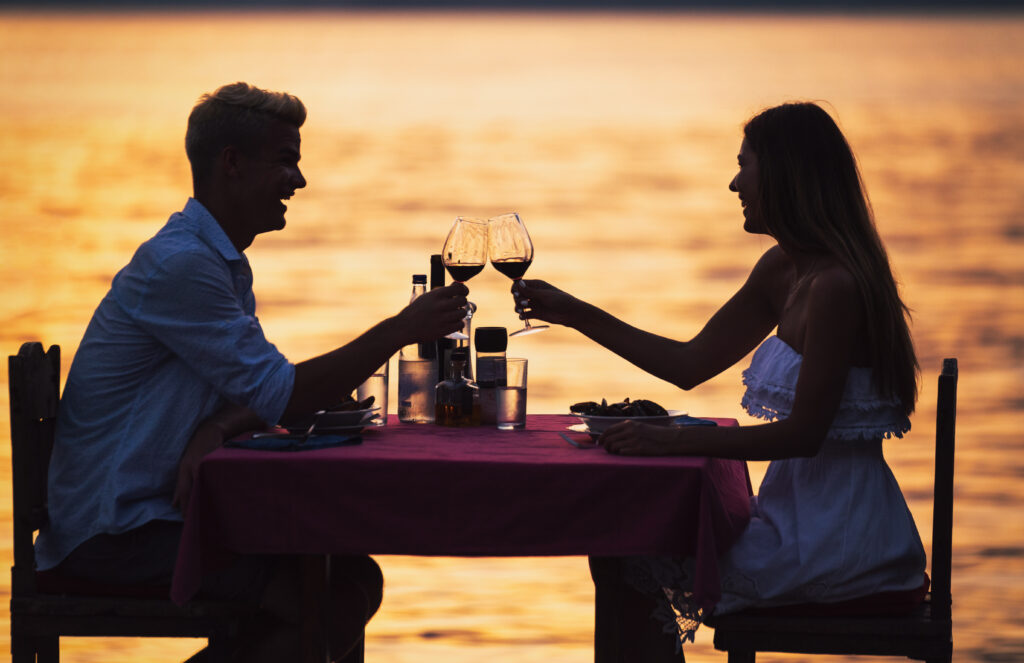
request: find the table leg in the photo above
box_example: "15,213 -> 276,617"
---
300,554 -> 331,663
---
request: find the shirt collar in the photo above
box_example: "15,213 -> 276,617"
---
182,197 -> 243,263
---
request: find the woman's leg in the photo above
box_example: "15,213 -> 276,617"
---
590,556 -> 682,663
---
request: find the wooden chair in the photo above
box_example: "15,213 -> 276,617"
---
705,357 -> 957,663
8,342 -> 257,663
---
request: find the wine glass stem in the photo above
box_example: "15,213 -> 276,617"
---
514,277 -> 533,328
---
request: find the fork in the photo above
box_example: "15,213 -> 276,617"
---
559,431 -> 599,449
252,413 -> 321,441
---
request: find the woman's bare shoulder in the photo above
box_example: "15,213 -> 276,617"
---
805,261 -> 866,344
749,245 -> 793,278
807,261 -> 860,301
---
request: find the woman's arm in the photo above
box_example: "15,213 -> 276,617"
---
516,247 -> 788,390
599,265 -> 863,460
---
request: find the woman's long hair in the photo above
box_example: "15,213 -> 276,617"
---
744,102 -> 918,414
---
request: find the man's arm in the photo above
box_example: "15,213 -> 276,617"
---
284,283 -> 468,416
172,282 -> 469,512
173,403 -> 265,513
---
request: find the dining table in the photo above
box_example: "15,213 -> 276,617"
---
171,413 -> 751,661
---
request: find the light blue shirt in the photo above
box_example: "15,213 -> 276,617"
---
35,198 -> 295,570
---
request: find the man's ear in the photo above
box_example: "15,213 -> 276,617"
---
219,145 -> 244,178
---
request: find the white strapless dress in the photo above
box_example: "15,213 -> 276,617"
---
716,335 -> 925,613
627,336 -> 926,644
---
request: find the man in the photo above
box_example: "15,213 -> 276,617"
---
34,82 -> 468,661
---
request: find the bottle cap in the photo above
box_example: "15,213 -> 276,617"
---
451,347 -> 470,363
412,274 -> 427,284
475,327 -> 508,353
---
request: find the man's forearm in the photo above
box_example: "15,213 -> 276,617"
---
285,315 -> 404,417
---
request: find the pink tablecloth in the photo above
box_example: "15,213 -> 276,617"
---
171,414 -> 750,610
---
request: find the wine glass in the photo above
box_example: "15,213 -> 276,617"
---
441,216 -> 489,340
488,212 -> 548,337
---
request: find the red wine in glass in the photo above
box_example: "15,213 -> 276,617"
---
445,264 -> 485,282
490,259 -> 531,280
441,217 -> 488,340
487,213 -> 548,337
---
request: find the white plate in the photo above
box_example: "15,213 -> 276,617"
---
572,409 -> 687,435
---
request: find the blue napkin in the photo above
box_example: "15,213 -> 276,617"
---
225,433 -> 362,452
674,415 -> 719,427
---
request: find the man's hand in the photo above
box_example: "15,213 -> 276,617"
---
396,282 -> 470,343
173,421 -> 226,513
173,405 -> 264,514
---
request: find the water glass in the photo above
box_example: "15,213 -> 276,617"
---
357,359 -> 389,426
495,358 -> 527,430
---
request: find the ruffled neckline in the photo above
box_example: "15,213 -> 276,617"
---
740,336 -> 911,440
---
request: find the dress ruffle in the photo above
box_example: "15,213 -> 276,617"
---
741,336 -> 911,440
624,557 -> 701,654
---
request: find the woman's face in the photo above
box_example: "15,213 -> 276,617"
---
729,138 -> 766,234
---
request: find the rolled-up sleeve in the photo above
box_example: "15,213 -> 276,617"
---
116,244 -> 294,425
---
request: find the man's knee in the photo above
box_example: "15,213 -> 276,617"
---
331,555 -> 383,619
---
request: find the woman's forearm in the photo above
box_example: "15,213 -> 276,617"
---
569,300 -> 696,389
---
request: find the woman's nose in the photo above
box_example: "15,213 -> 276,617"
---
728,175 -> 738,192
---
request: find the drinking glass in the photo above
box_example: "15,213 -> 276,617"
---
495,358 -> 528,430
488,212 -> 548,337
356,359 -> 389,427
441,216 -> 489,340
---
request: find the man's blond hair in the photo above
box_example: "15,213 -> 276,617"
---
185,82 -> 306,185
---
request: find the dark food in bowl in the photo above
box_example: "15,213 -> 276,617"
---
570,397 -> 668,417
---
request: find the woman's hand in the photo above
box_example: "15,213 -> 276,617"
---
599,420 -> 690,456
512,279 -> 582,328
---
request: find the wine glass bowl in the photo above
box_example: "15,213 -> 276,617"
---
487,212 -> 548,337
442,216 -> 489,339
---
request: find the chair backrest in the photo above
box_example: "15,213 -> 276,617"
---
9,341 -> 60,596
930,358 -> 957,622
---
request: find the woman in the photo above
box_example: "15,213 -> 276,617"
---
514,102 -> 927,661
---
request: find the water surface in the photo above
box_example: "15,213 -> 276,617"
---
1,10 -> 1022,662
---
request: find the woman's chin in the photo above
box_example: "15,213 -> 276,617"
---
743,214 -> 768,236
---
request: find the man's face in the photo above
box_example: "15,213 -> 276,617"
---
235,119 -> 306,238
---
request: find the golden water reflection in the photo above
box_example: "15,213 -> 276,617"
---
1,10 -> 1023,662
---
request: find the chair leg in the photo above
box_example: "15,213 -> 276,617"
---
13,635 -> 60,663
728,649 -> 755,663
11,635 -> 34,663
38,636 -> 60,663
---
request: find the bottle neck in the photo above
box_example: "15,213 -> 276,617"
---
447,360 -> 465,381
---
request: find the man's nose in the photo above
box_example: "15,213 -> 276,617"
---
728,175 -> 738,192
293,168 -> 307,190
